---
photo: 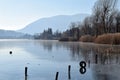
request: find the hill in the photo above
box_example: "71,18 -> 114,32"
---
18,14 -> 89,34
0,29 -> 32,39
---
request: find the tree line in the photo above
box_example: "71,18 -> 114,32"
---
34,28 -> 62,39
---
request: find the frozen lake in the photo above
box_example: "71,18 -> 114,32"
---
0,39 -> 120,80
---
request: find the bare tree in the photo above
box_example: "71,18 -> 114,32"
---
116,11 -> 120,32
69,22 -> 80,39
93,0 -> 118,34
81,17 -> 93,35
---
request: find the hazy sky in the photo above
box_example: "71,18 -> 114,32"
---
0,0 -> 119,30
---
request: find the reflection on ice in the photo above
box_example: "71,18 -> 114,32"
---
0,40 -> 119,80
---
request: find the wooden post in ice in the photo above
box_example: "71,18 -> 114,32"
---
68,65 -> 71,80
25,67 -> 28,76
88,60 -> 90,68
95,54 -> 98,64
55,72 -> 59,80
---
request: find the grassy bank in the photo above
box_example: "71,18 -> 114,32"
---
94,33 -> 120,45
79,35 -> 96,42
79,33 -> 120,45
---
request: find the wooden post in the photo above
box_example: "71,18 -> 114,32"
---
116,55 -> 118,64
95,54 -> 98,64
25,67 -> 28,76
68,65 -> 71,79
88,60 -> 90,68
55,72 -> 59,80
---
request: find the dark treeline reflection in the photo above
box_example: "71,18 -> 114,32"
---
34,40 -> 120,64
77,43 -> 120,65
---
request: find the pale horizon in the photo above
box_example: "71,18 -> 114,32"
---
0,0 -> 97,30
0,0 -> 120,30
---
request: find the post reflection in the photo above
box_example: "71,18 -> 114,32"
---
25,76 -> 28,80
25,76 -> 27,80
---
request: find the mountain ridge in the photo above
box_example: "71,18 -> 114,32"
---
0,29 -> 32,39
18,13 -> 89,34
